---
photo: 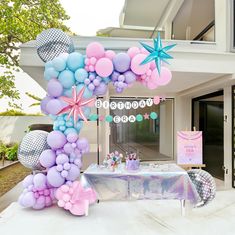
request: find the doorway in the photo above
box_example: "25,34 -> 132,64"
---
192,91 -> 224,180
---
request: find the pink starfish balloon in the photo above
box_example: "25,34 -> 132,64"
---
57,86 -> 95,123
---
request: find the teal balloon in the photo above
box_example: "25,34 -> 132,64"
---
89,114 -> 98,121
75,68 -> 88,83
59,126 -> 66,131
136,114 -> 143,122
52,57 -> 66,72
76,84 -> 93,98
58,70 -> 75,89
67,52 -> 84,71
44,67 -> 59,80
102,77 -> 111,84
64,127 -> 77,136
105,115 -> 113,123
150,112 -> 158,120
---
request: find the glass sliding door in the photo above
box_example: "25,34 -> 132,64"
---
232,86 -> 235,188
109,97 -> 174,161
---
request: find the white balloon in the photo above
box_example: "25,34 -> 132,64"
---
95,99 -> 102,108
124,101 -> 132,110
139,100 -> 146,108
146,98 -> 153,107
103,101 -> 109,109
121,115 -> 128,123
129,115 -> 136,123
110,102 -> 117,110
132,101 -> 139,109
117,102 -> 124,110
113,116 -> 121,123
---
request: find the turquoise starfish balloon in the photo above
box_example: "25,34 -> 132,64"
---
140,33 -> 176,74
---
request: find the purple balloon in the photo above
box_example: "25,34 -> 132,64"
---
22,174 -> 34,188
40,96 -> 52,114
39,149 -> 56,168
47,166 -> 65,187
56,153 -> 69,165
66,164 -> 80,181
111,71 -> 120,82
93,82 -> 107,96
124,71 -> 136,84
47,79 -> 63,97
76,138 -> 89,153
113,53 -> 131,73
33,173 -> 47,190
46,99 -> 62,115
63,143 -> 74,154
47,131 -> 67,150
67,133 -> 79,143
20,192 -> 36,208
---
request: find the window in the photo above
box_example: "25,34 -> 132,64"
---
109,97 -> 174,161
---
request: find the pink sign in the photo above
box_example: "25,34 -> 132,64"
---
177,131 -> 202,164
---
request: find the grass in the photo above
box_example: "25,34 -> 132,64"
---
0,163 -> 31,197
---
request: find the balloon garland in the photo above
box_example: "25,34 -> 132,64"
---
18,29 -> 175,215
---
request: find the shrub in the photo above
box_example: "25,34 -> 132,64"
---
0,109 -> 43,116
5,143 -> 19,161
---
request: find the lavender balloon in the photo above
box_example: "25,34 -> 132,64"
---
113,53 -> 131,73
47,166 -> 65,187
76,138 -> 89,153
124,71 -> 136,84
47,131 -> 67,150
40,96 -> 52,114
47,79 -> 63,97
93,82 -> 107,96
39,149 -> 56,168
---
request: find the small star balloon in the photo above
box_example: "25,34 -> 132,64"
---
140,33 -> 176,74
57,86 -> 95,123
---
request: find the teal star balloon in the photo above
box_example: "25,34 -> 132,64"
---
140,33 -> 176,74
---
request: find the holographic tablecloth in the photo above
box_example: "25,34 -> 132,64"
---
81,163 -> 200,205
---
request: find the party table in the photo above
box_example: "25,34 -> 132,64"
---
81,163 -> 200,215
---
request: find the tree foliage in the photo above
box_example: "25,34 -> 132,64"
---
0,0 -> 70,106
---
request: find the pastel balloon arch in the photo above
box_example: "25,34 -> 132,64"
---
18,29 -> 176,215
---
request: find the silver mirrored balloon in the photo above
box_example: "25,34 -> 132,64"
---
188,169 -> 216,207
18,130 -> 50,170
36,28 -> 74,62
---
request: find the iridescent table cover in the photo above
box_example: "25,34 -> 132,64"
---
81,163 -> 200,205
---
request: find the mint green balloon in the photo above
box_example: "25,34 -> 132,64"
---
136,114 -> 143,122
150,112 -> 158,120
105,115 -> 113,123
89,114 -> 98,121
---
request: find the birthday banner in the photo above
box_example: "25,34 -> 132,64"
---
95,95 -> 165,110
177,131 -> 203,164
89,112 -> 158,123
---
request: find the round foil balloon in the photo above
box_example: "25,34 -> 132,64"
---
188,169 -> 216,207
18,130 -> 50,170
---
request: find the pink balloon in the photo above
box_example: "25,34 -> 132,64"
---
140,47 -> 149,54
146,69 -> 158,90
95,58 -> 113,77
127,47 -> 140,59
131,54 -> 150,75
105,50 -> 116,60
155,67 -> 172,86
86,42 -> 105,59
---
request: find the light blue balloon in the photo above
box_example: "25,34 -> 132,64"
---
58,116 -> 64,121
63,88 -> 72,97
76,121 -> 83,130
66,121 -> 73,127
59,120 -> 65,126
150,112 -> 158,120
83,107 -> 91,118
76,84 -> 93,98
59,126 -> 66,131
52,57 -> 66,72
45,61 -> 53,69
67,52 -> 84,71
44,67 -> 59,80
102,77 -> 111,84
75,68 -> 88,83
64,127 -> 78,136
58,70 -> 75,89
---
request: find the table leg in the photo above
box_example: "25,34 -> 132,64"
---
180,200 -> 186,216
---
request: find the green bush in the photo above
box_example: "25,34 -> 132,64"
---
0,142 -> 7,160
5,143 -> 19,161
0,109 -> 42,116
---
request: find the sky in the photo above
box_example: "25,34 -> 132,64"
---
60,0 -> 124,36
0,0 -> 125,113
